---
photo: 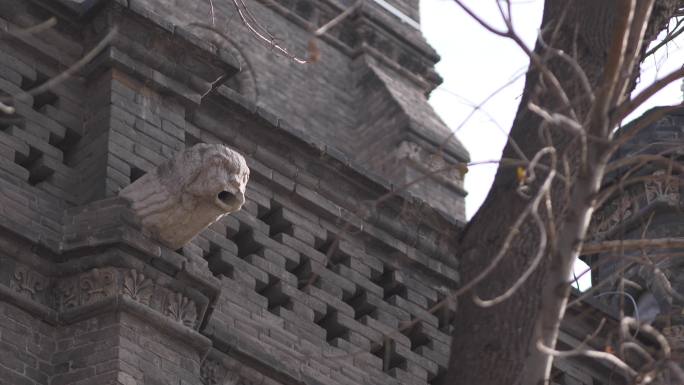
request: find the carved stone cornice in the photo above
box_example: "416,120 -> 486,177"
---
2,261 -> 202,327
589,110 -> 684,240
587,172 -> 682,241
0,195 -> 220,351
0,259 -> 211,350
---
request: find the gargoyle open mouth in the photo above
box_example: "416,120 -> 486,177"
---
217,190 -> 236,205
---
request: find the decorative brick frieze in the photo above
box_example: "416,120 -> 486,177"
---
0,260 -> 206,333
9,264 -> 48,302
588,168 -> 683,240
121,267 -> 153,305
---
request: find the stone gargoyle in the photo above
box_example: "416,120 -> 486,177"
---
119,143 -> 249,250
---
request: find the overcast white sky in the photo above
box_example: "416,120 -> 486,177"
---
420,0 -> 684,289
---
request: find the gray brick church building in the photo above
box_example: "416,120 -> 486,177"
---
0,1 -> 675,384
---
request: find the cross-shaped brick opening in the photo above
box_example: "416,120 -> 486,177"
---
318,234 -> 352,270
262,205 -> 291,236
260,276 -> 326,323
20,146 -> 52,185
435,294 -> 456,334
21,72 -> 58,110
206,240 -> 269,292
29,72 -> 83,163
376,266 -> 407,300
231,228 -> 262,258
371,339 -> 405,372
346,290 -> 377,320
260,278 -> 291,311
291,257 -> 317,290
316,308 -> 347,343
401,321 -> 430,351
51,128 -> 81,166
263,205 -> 327,247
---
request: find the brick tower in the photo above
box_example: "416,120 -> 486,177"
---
0,1 -> 467,384
0,1 -> 633,384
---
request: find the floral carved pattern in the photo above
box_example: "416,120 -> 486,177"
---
54,280 -> 78,311
79,268 -> 116,305
593,195 -> 634,234
164,292 -> 198,329
122,269 -> 153,305
645,170 -> 680,205
9,265 -> 46,300
3,265 -> 205,329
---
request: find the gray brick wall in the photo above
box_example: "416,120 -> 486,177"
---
0,303 -> 54,385
0,2 -> 460,383
51,313 -> 120,385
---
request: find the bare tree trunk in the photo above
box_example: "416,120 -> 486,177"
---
445,1 -> 680,384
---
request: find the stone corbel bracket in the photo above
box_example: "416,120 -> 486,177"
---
120,143 -> 249,250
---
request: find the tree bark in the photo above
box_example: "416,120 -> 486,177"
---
445,1 -> 680,384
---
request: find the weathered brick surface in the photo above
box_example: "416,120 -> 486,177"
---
0,303 -> 55,385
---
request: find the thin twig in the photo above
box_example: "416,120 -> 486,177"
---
314,1 -> 361,37
1,17 -> 57,38
536,339 -> 638,377
9,28 -> 117,103
231,0 -> 309,64
621,317 -> 671,359
614,66 -> 684,123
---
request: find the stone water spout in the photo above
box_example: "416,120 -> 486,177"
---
119,143 -> 249,249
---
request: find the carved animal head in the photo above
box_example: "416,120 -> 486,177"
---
163,143 -> 250,212
120,143 -> 250,249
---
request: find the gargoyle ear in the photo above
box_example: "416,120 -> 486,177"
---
119,144 -> 249,249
